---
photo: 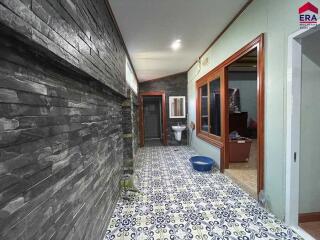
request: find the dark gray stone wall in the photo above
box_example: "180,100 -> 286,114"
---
122,89 -> 139,172
0,1 -> 127,237
139,73 -> 188,145
0,0 -> 126,96
131,93 -> 139,154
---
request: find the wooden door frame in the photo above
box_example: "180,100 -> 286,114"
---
221,34 -> 265,194
285,27 -> 320,239
139,91 -> 167,147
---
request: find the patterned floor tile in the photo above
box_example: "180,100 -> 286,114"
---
105,146 -> 302,240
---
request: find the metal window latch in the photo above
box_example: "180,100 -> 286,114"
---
294,152 -> 297,162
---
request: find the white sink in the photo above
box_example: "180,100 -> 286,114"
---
172,125 -> 186,131
172,125 -> 186,141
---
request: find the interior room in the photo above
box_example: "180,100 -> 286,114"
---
1,0 -> 319,239
224,49 -> 258,197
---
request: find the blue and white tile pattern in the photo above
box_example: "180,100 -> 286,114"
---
105,146 -> 301,240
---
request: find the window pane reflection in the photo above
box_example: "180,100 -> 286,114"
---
209,78 -> 221,136
200,85 -> 208,132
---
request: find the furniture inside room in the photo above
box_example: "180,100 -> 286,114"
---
229,112 -> 248,137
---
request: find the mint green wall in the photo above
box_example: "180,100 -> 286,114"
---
299,37 -> 320,214
188,0 -> 311,218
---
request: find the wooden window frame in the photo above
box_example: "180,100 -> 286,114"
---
196,69 -> 225,148
195,34 -> 265,194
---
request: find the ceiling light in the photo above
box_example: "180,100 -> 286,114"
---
171,39 -> 182,50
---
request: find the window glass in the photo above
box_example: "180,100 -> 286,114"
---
200,85 -> 208,132
209,78 -> 221,136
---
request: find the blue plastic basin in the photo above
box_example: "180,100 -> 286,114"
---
189,156 -> 214,172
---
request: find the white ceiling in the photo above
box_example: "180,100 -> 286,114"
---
109,0 -> 249,82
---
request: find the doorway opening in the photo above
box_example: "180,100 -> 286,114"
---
139,91 -> 167,147
224,49 -> 258,197
219,34 -> 264,199
286,26 -> 320,239
195,35 -> 264,196
144,96 -> 162,146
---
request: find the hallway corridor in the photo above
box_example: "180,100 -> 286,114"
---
105,147 -> 301,239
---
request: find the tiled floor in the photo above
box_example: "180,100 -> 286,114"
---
224,168 -> 257,198
105,146 -> 301,239
225,140 -> 257,197
144,139 -> 163,147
